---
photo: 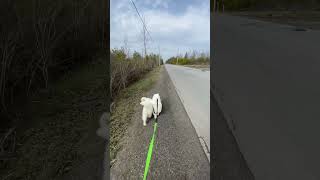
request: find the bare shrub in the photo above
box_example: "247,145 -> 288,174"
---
0,0 -> 106,115
110,49 -> 159,99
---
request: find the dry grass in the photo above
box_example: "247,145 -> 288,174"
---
0,2 -> 107,176
0,58 -> 108,180
0,0 -> 106,125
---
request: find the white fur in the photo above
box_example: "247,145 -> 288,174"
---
141,97 -> 148,102
140,97 -> 154,126
152,93 -> 162,119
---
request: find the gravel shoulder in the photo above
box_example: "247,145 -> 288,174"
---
110,66 -> 210,179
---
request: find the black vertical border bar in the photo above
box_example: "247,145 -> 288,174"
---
210,0 -> 214,179
107,0 -> 111,179
103,0 -> 110,179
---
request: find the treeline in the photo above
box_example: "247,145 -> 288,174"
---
166,51 -> 209,65
0,0 -> 107,124
222,0 -> 320,11
111,48 -> 163,99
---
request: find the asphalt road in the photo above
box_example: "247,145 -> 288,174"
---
165,64 -> 210,160
213,14 -> 320,180
110,67 -> 210,179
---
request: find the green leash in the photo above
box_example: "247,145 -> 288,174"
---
143,119 -> 158,180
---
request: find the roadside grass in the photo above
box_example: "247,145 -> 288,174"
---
110,66 -> 161,163
1,58 -> 109,180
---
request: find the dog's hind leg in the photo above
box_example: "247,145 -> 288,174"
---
142,114 -> 147,126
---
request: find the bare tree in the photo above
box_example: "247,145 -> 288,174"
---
31,0 -> 90,89
32,0 -> 60,88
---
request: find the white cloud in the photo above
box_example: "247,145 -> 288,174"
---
110,0 -> 209,60
144,0 -> 169,9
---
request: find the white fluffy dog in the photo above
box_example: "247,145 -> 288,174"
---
152,93 -> 162,119
140,97 -> 154,126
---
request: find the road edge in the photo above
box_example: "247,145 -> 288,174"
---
211,82 -> 255,179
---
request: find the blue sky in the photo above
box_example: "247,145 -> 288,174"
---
110,0 -> 210,60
